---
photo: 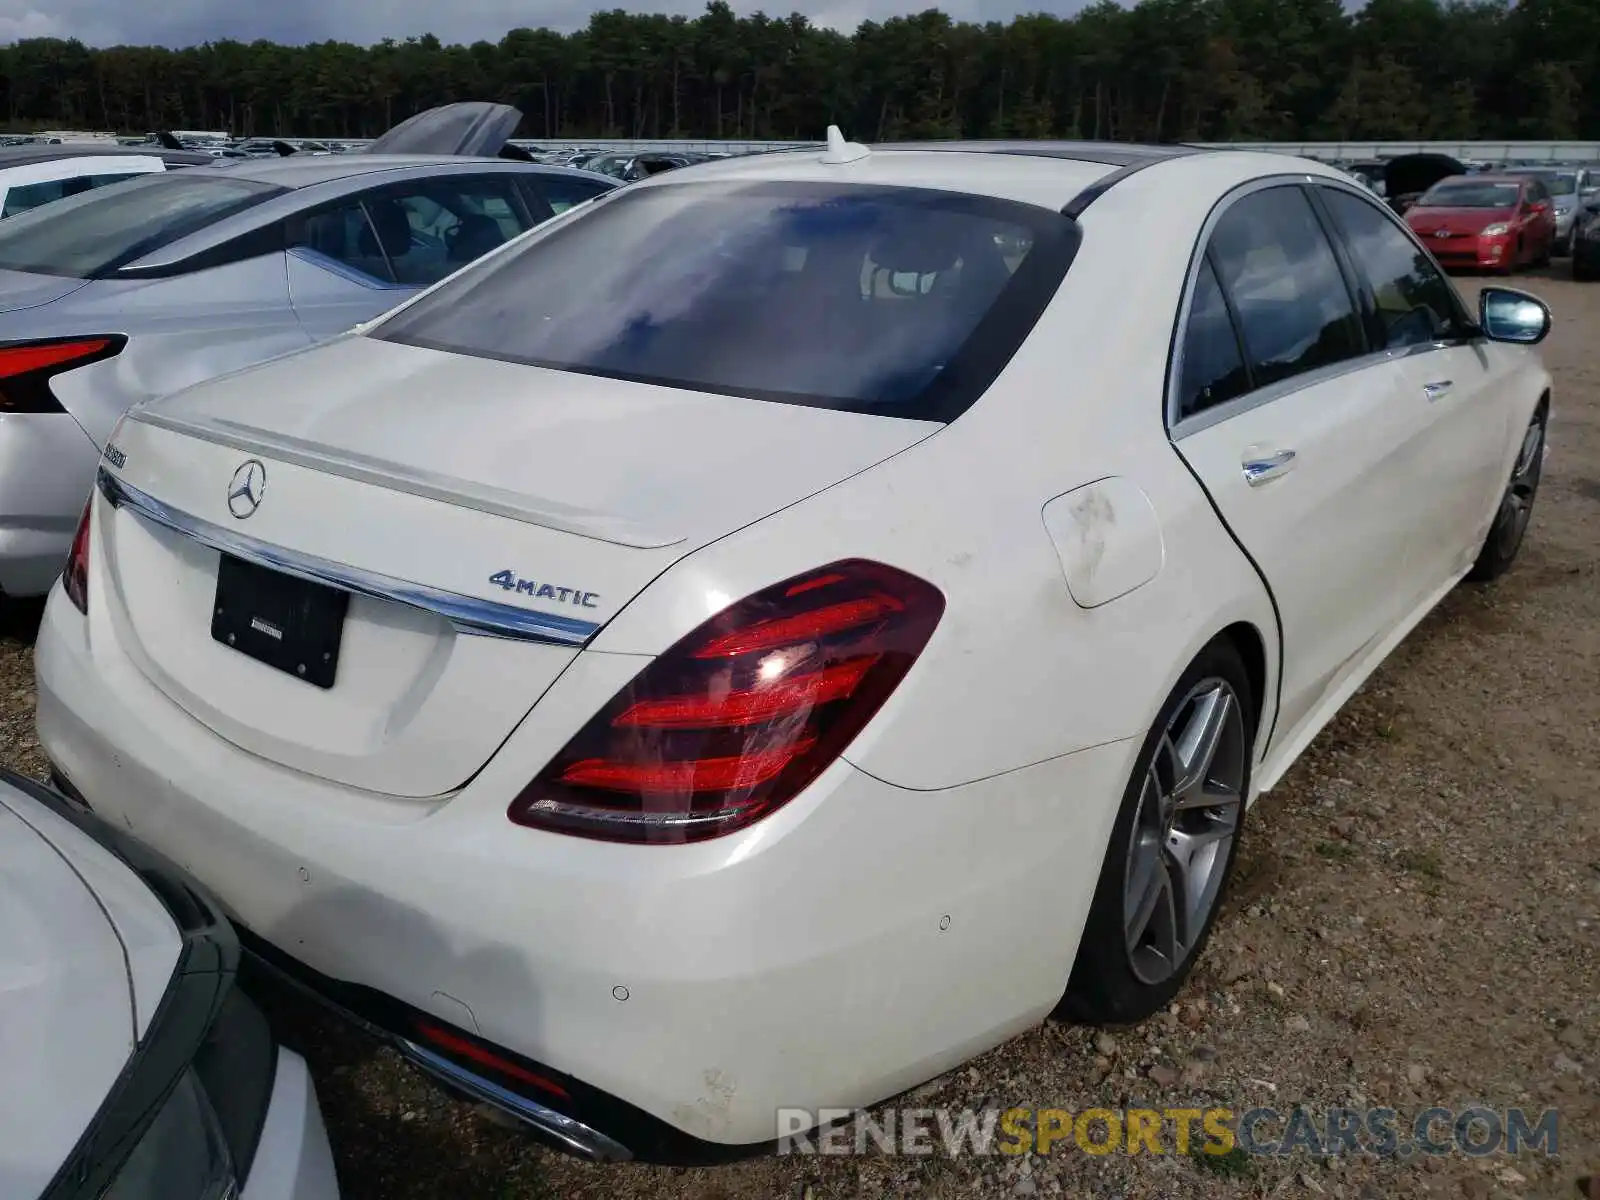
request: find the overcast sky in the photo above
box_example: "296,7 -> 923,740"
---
0,0 -> 1108,48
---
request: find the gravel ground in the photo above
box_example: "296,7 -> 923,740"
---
2,272 -> 1595,1200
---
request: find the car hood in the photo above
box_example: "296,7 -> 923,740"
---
1384,153 -> 1465,198
365,102 -> 522,157
1406,206 -> 1515,232
0,789 -> 153,1200
0,268 -> 90,314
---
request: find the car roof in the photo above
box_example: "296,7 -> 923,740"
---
0,143 -> 216,169
207,152 -> 522,188
1442,173 -> 1528,185
624,141 -> 1203,213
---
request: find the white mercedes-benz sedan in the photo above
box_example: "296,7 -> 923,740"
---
34,132 -> 1552,1161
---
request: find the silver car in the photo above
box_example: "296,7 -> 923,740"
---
1505,167 -> 1593,256
0,112 -> 615,598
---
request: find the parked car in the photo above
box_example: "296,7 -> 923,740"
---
0,104 -> 616,599
0,770 -> 338,1198
584,150 -> 710,182
0,143 -> 217,219
1573,188 -> 1600,280
1403,174 -> 1557,273
35,133 -> 1552,1162
1381,151 -> 1464,215
1503,167 -> 1592,257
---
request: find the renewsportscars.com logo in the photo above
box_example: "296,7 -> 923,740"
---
777,1105 -> 1560,1159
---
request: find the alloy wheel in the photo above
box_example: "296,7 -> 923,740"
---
1497,408 -> 1546,560
1122,679 -> 1246,986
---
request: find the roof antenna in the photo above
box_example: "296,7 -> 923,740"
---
820,124 -> 870,166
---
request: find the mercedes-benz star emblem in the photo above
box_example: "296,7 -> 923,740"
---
227,460 -> 266,519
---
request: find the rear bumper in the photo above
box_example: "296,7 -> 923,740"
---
0,413 -> 99,596
35,580 -> 1134,1151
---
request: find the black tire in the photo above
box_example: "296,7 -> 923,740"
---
1575,254 -> 1598,282
1058,638 -> 1256,1025
1467,398 -> 1547,583
1534,237 -> 1552,269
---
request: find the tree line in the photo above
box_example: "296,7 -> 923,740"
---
2,0 -> 1596,145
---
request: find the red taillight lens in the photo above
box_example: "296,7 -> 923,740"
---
63,499 -> 91,614
0,336 -> 124,414
508,559 -> 945,844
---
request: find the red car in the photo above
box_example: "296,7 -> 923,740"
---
1404,174 -> 1558,273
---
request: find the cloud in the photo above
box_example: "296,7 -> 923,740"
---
0,0 -> 1099,49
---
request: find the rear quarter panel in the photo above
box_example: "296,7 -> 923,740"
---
590,156 -> 1287,792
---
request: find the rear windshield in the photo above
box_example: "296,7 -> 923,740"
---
1419,181 -> 1522,209
0,172 -> 284,278
375,181 -> 1077,421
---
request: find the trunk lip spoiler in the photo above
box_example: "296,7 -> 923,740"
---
125,407 -> 686,550
95,467 -> 601,646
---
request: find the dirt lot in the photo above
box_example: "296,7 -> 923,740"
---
2,272 -> 1596,1200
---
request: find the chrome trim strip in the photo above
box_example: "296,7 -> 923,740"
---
96,468 -> 601,646
398,1040 -> 633,1162
126,408 -> 684,550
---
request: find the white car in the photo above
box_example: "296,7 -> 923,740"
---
34,132 -> 1552,1160
0,772 -> 339,1198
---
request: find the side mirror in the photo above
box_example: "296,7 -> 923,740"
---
1479,287 -> 1552,346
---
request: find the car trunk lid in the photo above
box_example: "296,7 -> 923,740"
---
97,334 -> 937,798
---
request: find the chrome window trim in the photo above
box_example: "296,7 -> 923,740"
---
1165,174 -> 1470,443
96,467 -> 601,646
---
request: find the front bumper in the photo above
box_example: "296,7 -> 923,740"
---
1425,232 -> 1514,271
35,580 -> 1134,1152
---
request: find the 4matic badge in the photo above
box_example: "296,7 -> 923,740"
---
489,570 -> 600,609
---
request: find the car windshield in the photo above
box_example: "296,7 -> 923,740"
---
374,181 -> 1075,421
1517,172 -> 1576,196
0,172 -> 284,278
1419,182 -> 1522,209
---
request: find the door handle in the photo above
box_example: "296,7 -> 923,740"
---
1241,449 -> 1297,487
1422,379 -> 1454,401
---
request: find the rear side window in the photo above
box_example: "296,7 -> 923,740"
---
376,181 -> 1077,421
1207,186 -> 1364,390
1177,257 -> 1251,420
0,173 -> 282,277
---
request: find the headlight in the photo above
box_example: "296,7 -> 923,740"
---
103,1069 -> 237,1200
1481,223 -> 1511,236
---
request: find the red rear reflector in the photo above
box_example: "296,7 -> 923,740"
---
413,1021 -> 571,1100
508,560 -> 944,844
0,339 -> 111,379
63,500 -> 91,614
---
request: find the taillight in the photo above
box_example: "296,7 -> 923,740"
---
63,500 -> 91,614
508,559 -> 944,844
0,336 -> 124,414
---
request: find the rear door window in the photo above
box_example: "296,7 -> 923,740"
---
1206,186 -> 1365,391
375,181 -> 1077,421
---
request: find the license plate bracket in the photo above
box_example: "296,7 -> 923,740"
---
211,554 -> 349,689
